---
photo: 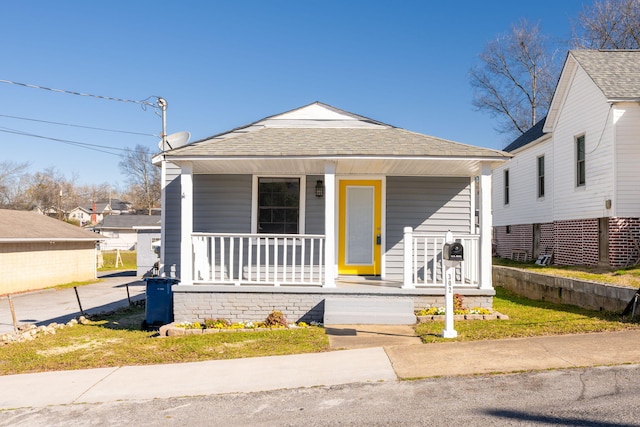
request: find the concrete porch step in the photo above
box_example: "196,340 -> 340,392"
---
324,298 -> 416,325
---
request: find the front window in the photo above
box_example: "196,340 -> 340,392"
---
504,169 -> 510,205
537,156 -> 545,198
258,177 -> 300,234
576,135 -> 586,187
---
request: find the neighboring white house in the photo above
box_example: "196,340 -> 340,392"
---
492,50 -> 640,267
92,215 -> 161,251
153,102 -> 509,323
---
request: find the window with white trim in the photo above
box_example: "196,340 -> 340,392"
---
576,135 -> 586,187
504,169 -> 510,205
537,155 -> 545,198
257,177 -> 300,234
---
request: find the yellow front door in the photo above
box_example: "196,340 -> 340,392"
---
338,180 -> 382,275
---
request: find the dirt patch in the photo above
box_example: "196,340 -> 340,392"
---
37,338 -> 122,356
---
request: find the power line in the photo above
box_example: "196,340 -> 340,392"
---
0,113 -> 158,137
0,127 -> 140,157
0,78 -> 160,108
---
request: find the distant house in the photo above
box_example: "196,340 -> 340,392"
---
68,206 -> 93,226
92,215 -> 161,251
492,50 -> 640,266
0,209 -> 102,294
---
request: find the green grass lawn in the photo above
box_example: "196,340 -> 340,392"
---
0,305 -> 329,376
3,284 -> 639,375
415,286 -> 640,343
98,250 -> 137,271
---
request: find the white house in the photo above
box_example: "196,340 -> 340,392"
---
493,50 -> 640,267
154,102 -> 509,323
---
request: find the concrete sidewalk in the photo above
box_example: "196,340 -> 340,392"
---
2,278 -> 640,410
0,272 -> 145,334
2,327 -> 640,409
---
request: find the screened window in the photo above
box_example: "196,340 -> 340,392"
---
258,178 -> 300,234
576,136 -> 586,187
504,169 -> 510,205
537,155 -> 545,198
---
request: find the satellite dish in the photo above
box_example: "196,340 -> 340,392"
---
158,131 -> 191,151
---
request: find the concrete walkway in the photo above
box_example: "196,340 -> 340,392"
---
2,277 -> 640,410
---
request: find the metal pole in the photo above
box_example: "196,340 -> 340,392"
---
126,283 -> 132,306
8,295 -> 18,333
74,286 -> 85,315
157,97 -> 169,149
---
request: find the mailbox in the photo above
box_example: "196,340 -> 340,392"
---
443,242 -> 464,261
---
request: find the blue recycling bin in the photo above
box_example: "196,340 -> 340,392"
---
144,278 -> 178,326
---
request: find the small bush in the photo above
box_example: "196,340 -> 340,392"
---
205,318 -> 231,329
265,310 -> 288,328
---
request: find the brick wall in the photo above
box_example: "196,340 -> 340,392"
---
553,219 -> 600,265
609,217 -> 640,267
539,223 -> 554,255
172,286 -> 493,323
495,224 -> 533,260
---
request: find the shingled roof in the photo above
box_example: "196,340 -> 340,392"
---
571,50 -> 640,100
502,117 -> 547,153
164,102 -> 509,161
0,209 -> 102,242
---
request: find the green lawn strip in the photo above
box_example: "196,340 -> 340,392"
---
415,286 -> 640,343
0,309 -> 329,375
98,250 -> 137,271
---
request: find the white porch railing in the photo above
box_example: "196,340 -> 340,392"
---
192,233 -> 325,286
403,228 -> 480,288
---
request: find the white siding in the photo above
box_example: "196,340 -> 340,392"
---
552,66 -> 615,221
614,103 -> 640,216
492,138 -> 553,226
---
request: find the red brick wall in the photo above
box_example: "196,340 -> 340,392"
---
495,224 -> 533,260
552,219 -> 599,266
539,223 -> 554,255
609,217 -> 640,267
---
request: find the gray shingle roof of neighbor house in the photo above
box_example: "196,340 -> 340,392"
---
0,209 -> 103,242
502,117 -> 547,152
166,102 -> 510,160
571,50 -> 640,99
95,215 -> 161,230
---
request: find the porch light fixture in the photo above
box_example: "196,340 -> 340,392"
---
315,180 -> 324,198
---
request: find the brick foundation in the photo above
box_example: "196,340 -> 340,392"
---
172,286 -> 494,323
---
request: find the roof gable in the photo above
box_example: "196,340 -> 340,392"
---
545,50 -> 640,132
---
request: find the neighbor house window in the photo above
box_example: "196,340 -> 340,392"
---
504,169 -> 510,205
576,135 -> 586,187
537,155 -> 545,198
258,177 -> 300,234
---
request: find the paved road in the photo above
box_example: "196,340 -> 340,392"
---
0,271 -> 145,334
2,364 -> 640,426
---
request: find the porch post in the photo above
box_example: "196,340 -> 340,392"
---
323,162 -> 336,287
402,227 -> 414,289
479,162 -> 493,290
159,159 -> 167,276
180,162 -> 194,286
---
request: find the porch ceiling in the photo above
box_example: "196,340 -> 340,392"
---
165,157 -> 499,176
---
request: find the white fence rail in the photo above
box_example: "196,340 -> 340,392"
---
403,228 -> 479,288
192,233 -> 325,286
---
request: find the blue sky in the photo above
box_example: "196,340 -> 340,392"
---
1,1 -> 588,187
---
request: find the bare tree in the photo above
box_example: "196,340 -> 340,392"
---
0,161 -> 30,209
469,20 -> 560,138
119,144 -> 160,215
572,0 -> 640,49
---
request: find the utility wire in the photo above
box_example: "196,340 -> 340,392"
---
0,78 -> 159,108
0,113 -> 158,137
0,127 -> 139,157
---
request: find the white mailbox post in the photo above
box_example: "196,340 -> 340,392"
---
442,230 -> 462,339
